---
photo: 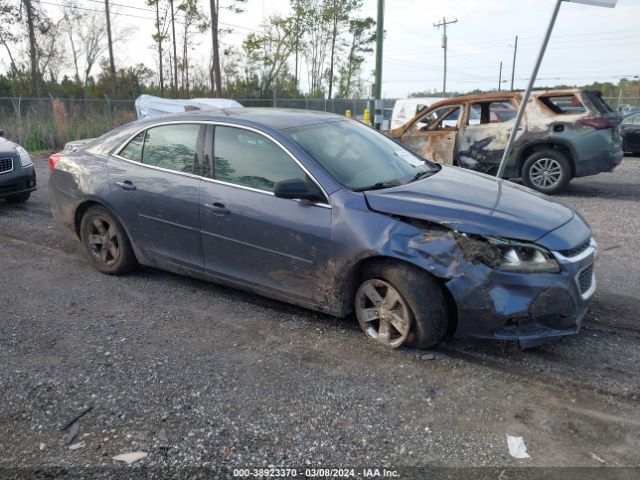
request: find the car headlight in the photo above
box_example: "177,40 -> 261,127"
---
16,145 -> 33,167
486,237 -> 560,273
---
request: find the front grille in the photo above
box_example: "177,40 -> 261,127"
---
577,264 -> 594,294
0,158 -> 13,174
560,238 -> 590,258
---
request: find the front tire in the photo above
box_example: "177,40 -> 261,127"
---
522,150 -> 572,195
5,192 -> 31,203
80,206 -> 136,275
355,260 -> 448,349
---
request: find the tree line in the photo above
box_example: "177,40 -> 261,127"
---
0,0 -> 376,100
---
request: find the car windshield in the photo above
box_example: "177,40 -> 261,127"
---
284,120 -> 440,190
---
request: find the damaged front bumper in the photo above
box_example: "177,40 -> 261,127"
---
445,239 -> 597,348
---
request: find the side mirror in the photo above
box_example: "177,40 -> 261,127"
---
274,178 -> 325,203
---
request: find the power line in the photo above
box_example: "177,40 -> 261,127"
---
41,0 -> 156,21
85,0 -> 155,13
40,0 -> 263,33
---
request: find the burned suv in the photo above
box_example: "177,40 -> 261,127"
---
0,131 -> 36,203
387,89 -> 623,194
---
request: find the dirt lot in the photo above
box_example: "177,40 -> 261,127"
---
1,156 -> 639,477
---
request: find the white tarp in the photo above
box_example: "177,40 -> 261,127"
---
135,94 -> 243,119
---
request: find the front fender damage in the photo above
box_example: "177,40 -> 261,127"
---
387,217 -> 586,346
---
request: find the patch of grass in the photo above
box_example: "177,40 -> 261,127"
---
0,98 -> 135,150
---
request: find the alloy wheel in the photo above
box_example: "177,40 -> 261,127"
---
86,216 -> 121,266
356,279 -> 411,348
529,157 -> 563,189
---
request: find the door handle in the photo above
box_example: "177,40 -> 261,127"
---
115,180 -> 136,191
204,202 -> 230,216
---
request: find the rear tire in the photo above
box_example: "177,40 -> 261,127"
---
80,206 -> 136,275
522,149 -> 572,195
5,192 -> 31,203
355,260 -> 448,349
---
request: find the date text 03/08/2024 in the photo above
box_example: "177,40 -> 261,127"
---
232,468 -> 400,478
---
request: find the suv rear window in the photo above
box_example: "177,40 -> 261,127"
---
538,95 -> 586,114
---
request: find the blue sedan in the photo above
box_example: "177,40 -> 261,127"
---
49,109 -> 597,349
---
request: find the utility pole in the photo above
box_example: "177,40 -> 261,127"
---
498,61 -> 503,91
104,0 -> 116,82
433,17 -> 457,97
373,0 -> 384,129
510,35 -> 518,91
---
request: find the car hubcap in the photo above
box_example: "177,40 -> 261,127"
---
355,279 -> 411,348
87,216 -> 120,266
530,158 -> 562,188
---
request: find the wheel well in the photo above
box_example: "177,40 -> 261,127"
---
344,256 -> 458,335
74,200 -> 103,238
518,143 -> 575,177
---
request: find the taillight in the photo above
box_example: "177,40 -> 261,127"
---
49,152 -> 63,171
577,118 -> 612,130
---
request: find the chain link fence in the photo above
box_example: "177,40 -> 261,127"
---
603,96 -> 640,110
1,96 -> 636,152
0,97 -> 136,151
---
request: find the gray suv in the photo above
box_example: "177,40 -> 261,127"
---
388,89 -> 623,194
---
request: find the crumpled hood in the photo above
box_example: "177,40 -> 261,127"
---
365,166 -> 579,244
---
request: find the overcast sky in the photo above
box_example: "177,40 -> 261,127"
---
32,0 -> 640,98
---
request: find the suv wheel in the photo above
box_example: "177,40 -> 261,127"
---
355,261 -> 448,349
522,150 -> 572,195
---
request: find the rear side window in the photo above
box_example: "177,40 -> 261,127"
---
212,126 -> 307,192
142,124 -> 201,173
469,101 -> 517,125
119,132 -> 145,162
538,95 -> 586,114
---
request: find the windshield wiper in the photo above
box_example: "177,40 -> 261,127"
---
353,181 -> 400,192
409,168 -> 439,183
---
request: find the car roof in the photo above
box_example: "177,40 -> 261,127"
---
415,89 -> 594,113
133,107 -> 345,131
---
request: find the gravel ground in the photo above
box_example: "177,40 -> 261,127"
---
1,156 -> 639,478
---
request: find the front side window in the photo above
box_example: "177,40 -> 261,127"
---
142,124 -> 201,173
413,105 -> 462,132
212,126 -> 307,192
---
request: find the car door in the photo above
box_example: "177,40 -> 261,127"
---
108,123 -> 205,272
398,104 -> 462,165
199,124 -> 332,303
621,113 -> 640,152
456,99 -> 523,174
